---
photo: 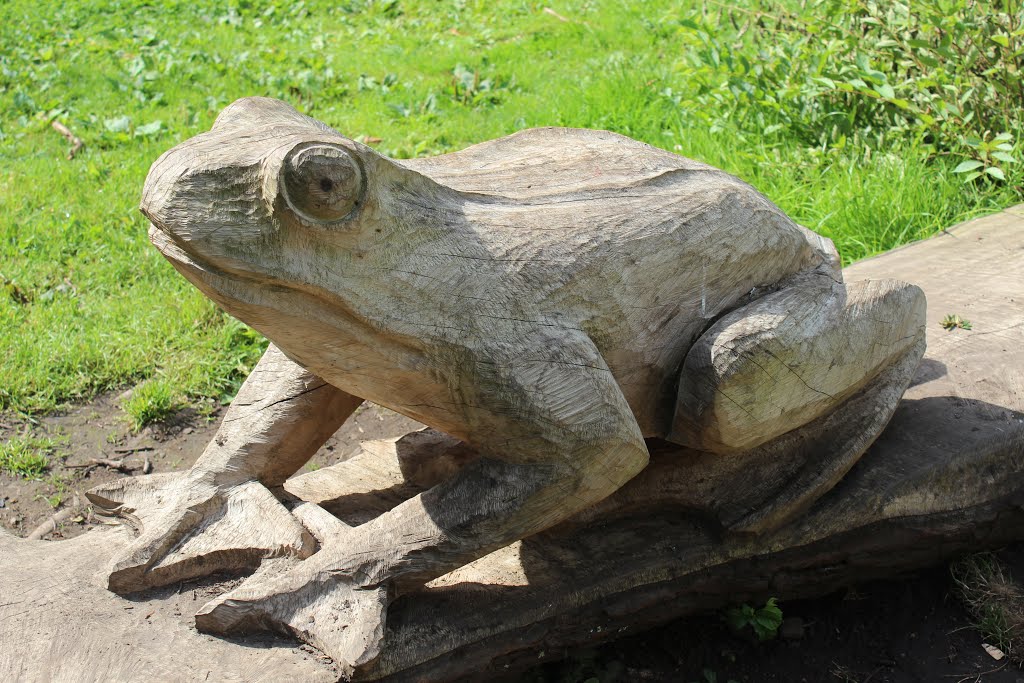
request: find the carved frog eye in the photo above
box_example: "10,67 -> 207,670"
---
280,142 -> 363,223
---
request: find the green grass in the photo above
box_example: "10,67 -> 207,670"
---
0,435 -> 62,478
123,378 -> 179,431
0,0 -> 1020,415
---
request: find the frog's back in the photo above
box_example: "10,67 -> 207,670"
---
404,126 -> 834,329
403,128 -> 838,435
403,128 -> 828,268
403,127 -> 715,199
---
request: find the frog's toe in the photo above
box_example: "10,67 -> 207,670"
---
195,556 -> 388,674
87,475 -> 316,593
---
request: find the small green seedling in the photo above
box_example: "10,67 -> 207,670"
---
723,598 -> 783,641
36,492 -> 64,509
941,314 -> 973,331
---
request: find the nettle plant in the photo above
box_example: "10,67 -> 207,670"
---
676,0 -> 1021,184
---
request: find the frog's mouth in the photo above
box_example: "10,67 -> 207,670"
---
148,219 -> 328,352
147,220 -> 231,288
148,217 -> 428,400
147,222 -> 205,274
147,218 -> 420,358
146,220 -> 278,319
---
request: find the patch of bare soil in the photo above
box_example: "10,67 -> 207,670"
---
2,396 -> 1022,682
0,394 -> 420,540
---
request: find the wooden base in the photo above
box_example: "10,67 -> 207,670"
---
2,207 -> 1023,681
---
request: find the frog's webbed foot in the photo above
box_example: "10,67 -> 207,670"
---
87,473 -> 316,593
86,343 -> 360,594
195,503 -> 388,674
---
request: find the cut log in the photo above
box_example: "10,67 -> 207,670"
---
1,207 -> 1022,682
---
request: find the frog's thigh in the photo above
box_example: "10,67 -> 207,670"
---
669,277 -> 926,454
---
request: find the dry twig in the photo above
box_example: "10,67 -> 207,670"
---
543,7 -> 570,22
65,458 -> 141,474
27,494 -> 81,540
51,120 -> 84,159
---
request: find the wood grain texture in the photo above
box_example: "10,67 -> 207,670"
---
671,276 -> 925,453
0,527 -> 337,683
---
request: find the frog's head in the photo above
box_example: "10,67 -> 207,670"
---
140,97 -> 450,354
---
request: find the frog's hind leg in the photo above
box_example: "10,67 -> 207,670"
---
669,276 -> 926,533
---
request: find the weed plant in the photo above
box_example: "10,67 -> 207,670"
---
0,0 -> 1020,414
723,598 -> 784,641
951,552 -> 1024,663
0,435 -> 62,478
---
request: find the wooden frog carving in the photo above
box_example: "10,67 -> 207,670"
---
88,97 -> 925,669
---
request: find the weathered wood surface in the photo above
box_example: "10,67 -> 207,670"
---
0,526 -> 338,682
101,100 -> 929,664
2,206 -> 1022,682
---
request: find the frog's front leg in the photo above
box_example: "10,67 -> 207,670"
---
88,343 -> 362,593
192,330 -> 649,668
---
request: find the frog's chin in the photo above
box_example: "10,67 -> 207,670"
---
148,222 -> 357,342
148,223 -> 230,298
147,222 -> 408,373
